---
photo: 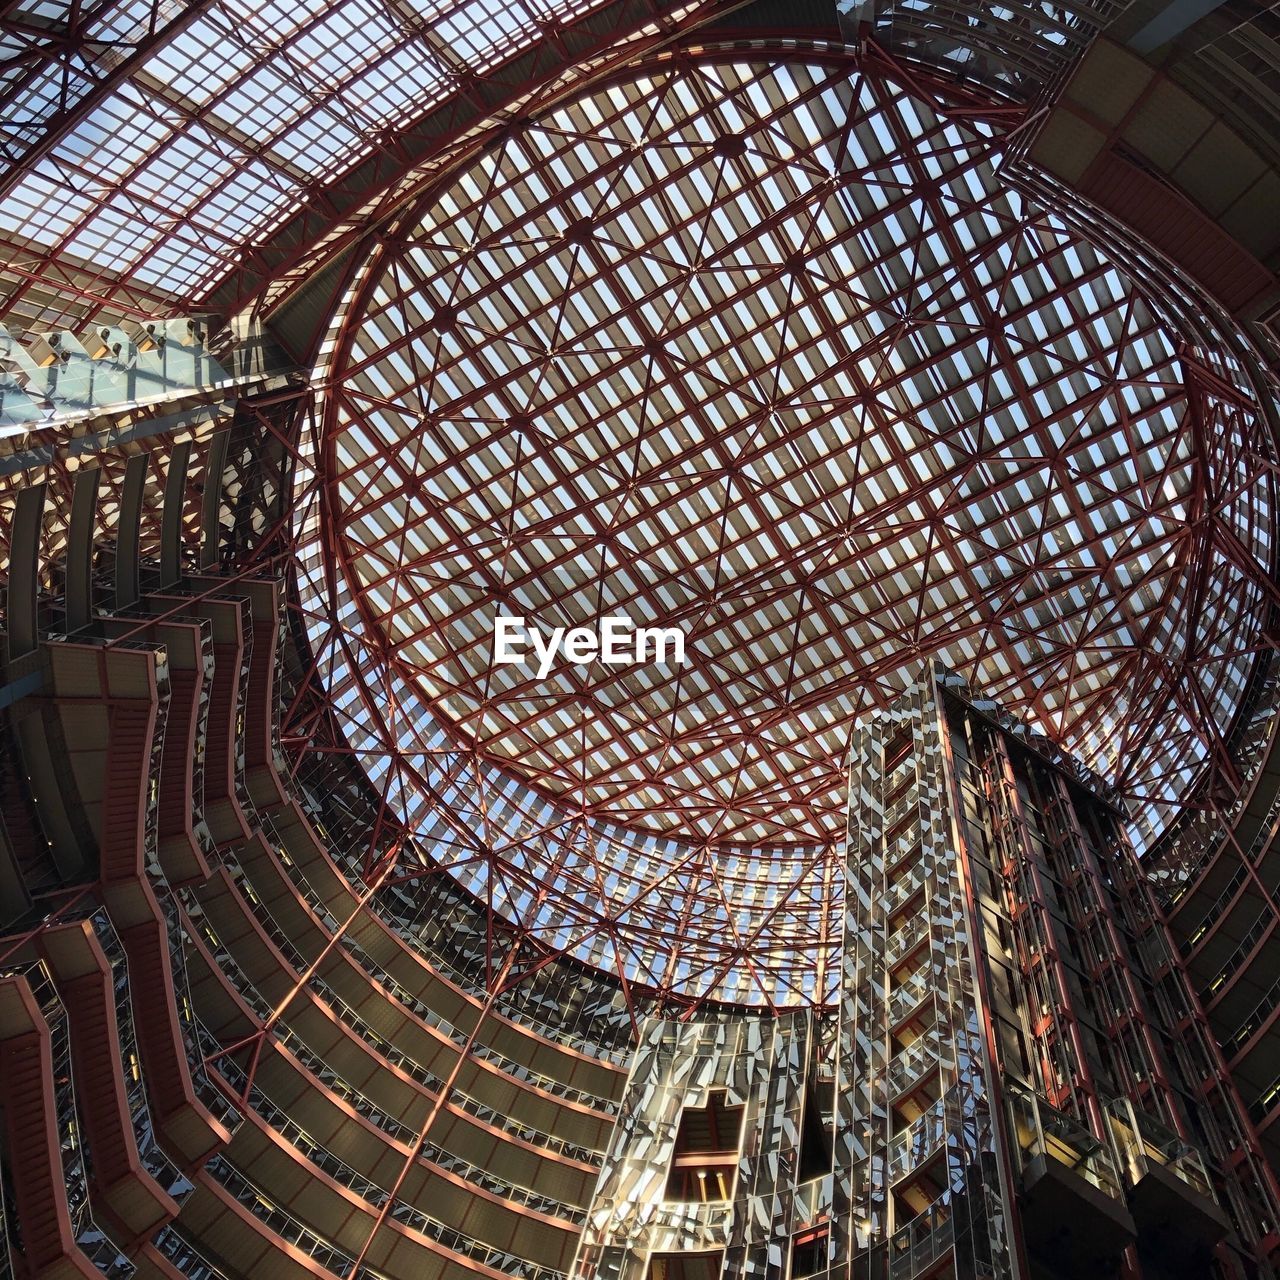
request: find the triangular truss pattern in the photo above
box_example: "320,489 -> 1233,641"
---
293,54 -> 1277,1008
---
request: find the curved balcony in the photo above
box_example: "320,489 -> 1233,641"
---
196,1155 -> 359,1279
1224,968 -> 1280,1064
100,609 -> 217,887
1179,841 -> 1280,994
202,1132 -> 571,1280
151,1223 -> 235,1279
1149,655 -> 1280,910
269,1018 -> 603,1168
194,866 -> 615,1149
1201,911 -> 1279,1018
1167,660 -> 1280,942
212,1066 -> 575,1280
267,804 -> 632,1069
91,909 -> 197,1207
38,912 -> 188,1261
203,1018 -> 591,1229
0,964 -> 104,1280
180,897 -> 604,1206
233,837 -> 621,1111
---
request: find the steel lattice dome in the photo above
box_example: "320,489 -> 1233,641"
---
297,51 -> 1278,1005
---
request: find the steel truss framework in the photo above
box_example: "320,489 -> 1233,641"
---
1,2 -> 1278,1265
3,0 -> 1279,1015
0,0 -> 1125,334
279,46 -> 1280,1010
0,0 -> 730,330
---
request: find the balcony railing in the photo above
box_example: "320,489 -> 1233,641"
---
92,909 -> 196,1204
1005,1078 -> 1124,1203
160,890 -> 243,1132
214,1055 -> 571,1280
1106,1097 -> 1217,1203
1183,863 -> 1248,954
152,1224 -> 234,1279
885,913 -> 930,970
254,843 -> 623,1107
1223,969 -> 1280,1054
885,1089 -> 957,1186
205,1154 -> 358,1278
117,604 -> 218,863
1201,909 -> 1275,1006
886,1034 -> 940,1100
223,867 -> 617,1118
271,1020 -> 600,1169
286,802 -> 632,1063
887,1194 -> 955,1280
1151,652 -> 1280,906
38,962 -> 138,1277
207,1024 -> 586,1222
187,905 -> 601,1166
1248,1068 -> 1280,1126
887,969 -> 933,1025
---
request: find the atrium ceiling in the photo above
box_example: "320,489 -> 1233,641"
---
4,0 -> 1280,1010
